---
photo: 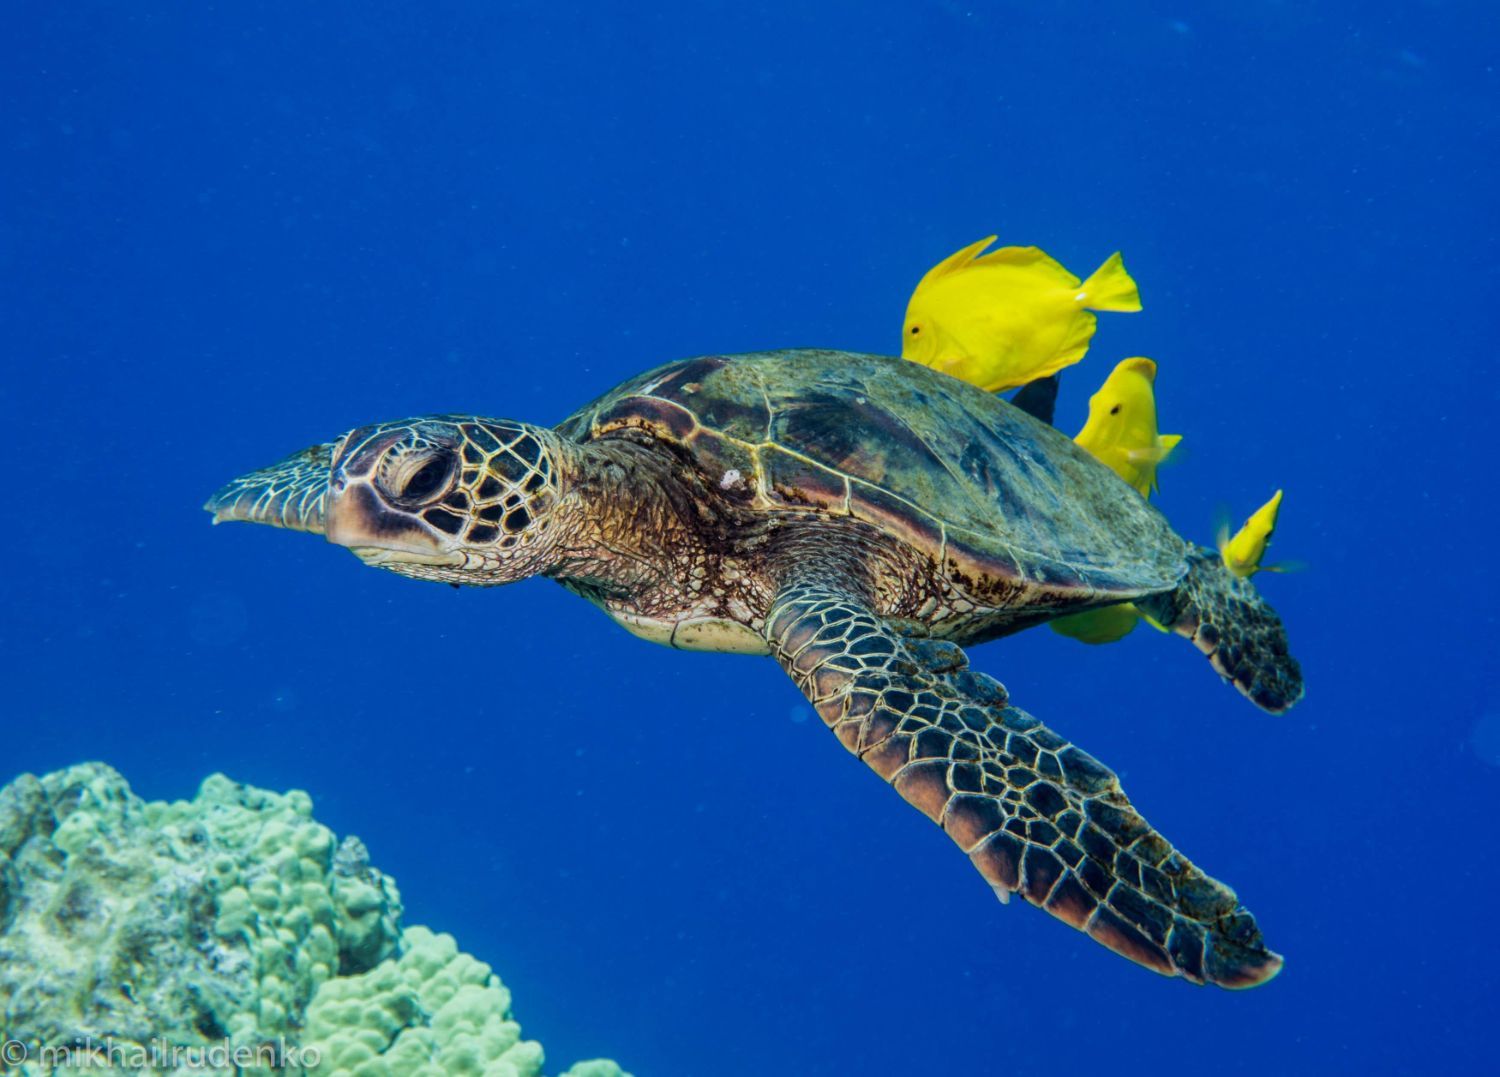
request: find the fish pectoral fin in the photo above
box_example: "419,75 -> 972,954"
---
1078,251 -> 1142,312
1126,444 -> 1170,465
1126,434 -> 1182,469
1261,559 -> 1308,575
1215,517 -> 1234,557
1125,437 -> 1181,495
1137,609 -> 1172,634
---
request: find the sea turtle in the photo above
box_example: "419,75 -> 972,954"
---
207,349 -> 1302,988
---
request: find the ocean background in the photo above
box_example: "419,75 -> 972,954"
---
3,3 -> 1495,1074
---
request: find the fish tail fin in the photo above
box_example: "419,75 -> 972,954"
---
1136,545 -> 1304,714
1079,252 -> 1142,312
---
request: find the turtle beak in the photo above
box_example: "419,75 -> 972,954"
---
204,443 -> 336,535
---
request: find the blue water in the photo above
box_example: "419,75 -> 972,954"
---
4,3 -> 1494,1074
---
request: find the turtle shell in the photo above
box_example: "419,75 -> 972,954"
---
555,350 -> 1186,602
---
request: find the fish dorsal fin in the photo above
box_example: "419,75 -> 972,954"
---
916,236 -> 1000,288
971,244 -> 1078,285
1009,374 -> 1061,426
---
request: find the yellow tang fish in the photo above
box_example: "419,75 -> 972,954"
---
1050,357 -> 1181,645
1219,489 -> 1284,578
902,236 -> 1141,392
1048,602 -> 1142,645
1072,356 -> 1182,497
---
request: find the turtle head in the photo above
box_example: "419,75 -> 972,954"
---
207,416 -> 571,586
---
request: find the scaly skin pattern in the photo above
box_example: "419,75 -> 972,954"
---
206,351 -> 1302,988
1138,546 -> 1304,713
765,578 -> 1284,989
335,416 -> 562,555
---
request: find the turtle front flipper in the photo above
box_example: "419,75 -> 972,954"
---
204,442 -> 337,534
765,578 -> 1283,989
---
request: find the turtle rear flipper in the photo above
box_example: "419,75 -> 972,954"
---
765,575 -> 1283,989
1137,545 -> 1304,714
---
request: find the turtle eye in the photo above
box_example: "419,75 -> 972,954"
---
384,452 -> 456,506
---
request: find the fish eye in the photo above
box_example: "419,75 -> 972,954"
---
910,326 -> 921,335
1109,405 -> 1121,416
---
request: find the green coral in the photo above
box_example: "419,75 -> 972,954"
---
0,764 -> 629,1077
300,925 -> 629,1076
305,926 -> 542,1076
